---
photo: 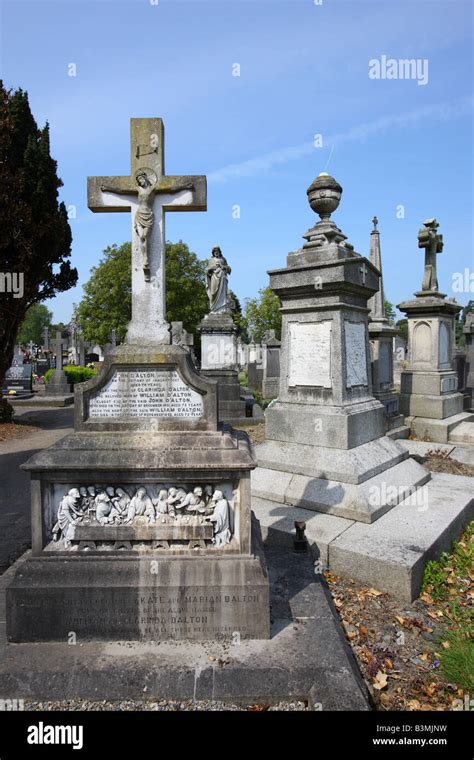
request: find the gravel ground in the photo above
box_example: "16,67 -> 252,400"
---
0,422 -> 40,442
21,699 -> 308,711
235,423 -> 265,445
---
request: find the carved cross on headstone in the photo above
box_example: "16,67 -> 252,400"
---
51,332 -> 67,371
359,262 -> 367,286
88,118 -> 207,344
418,218 -> 443,293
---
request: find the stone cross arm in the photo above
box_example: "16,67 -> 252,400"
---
87,174 -> 207,213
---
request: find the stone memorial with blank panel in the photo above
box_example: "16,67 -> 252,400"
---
252,173 -> 429,523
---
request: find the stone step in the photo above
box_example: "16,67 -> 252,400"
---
252,472 -> 473,602
449,421 -> 474,444
385,425 -> 410,440
252,456 -> 430,523
329,472 -> 473,601
408,411 -> 474,444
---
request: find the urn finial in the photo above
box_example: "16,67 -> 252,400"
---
306,172 -> 343,220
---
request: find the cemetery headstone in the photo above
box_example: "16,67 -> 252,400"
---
262,331 -> 281,400
2,351 -> 33,395
6,117 -> 269,643
248,361 -> 263,393
41,326 -> 50,352
46,331 -> 73,398
252,173 -> 429,522
35,357 -> 51,378
397,219 -> 474,442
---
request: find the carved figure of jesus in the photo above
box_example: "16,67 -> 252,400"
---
101,170 -> 194,282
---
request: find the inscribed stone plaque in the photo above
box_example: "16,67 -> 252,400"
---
89,368 -> 204,418
288,321 -> 332,388
2,363 -> 32,393
345,322 -> 368,387
441,375 -> 457,394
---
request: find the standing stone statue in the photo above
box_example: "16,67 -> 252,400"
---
205,246 -> 232,313
418,218 -> 443,292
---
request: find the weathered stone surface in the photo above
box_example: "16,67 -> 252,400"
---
0,543 -> 369,708
75,344 -> 218,432
7,546 -> 270,643
88,118 -> 206,344
252,496 -> 352,566
397,241 -> 474,443
329,473 -> 474,601
255,174 -> 430,523
255,436 -> 410,484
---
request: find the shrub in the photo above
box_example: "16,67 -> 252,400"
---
44,365 -> 97,385
0,398 -> 14,423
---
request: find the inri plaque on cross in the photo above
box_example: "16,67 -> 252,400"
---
88,119 -> 207,344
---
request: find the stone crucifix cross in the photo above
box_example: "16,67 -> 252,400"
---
88,118 -> 207,344
51,331 -> 67,371
418,218 -> 443,293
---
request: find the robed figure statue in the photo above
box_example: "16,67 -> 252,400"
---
205,246 -> 232,313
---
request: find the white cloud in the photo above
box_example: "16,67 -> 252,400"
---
208,97 -> 473,184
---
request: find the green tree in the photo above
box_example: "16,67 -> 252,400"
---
17,303 -> 52,346
243,286 -> 282,343
396,318 -> 408,343
456,300 -> 474,348
165,240 -> 209,334
77,240 -> 209,345
0,82 -> 77,392
384,299 -> 396,323
77,243 -> 131,346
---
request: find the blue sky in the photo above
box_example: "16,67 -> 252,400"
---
1,0 -> 473,325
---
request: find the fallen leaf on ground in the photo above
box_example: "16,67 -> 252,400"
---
373,671 -> 389,690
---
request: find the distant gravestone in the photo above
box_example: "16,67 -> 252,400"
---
2,357 -> 33,395
35,357 -> 51,377
47,332 -> 72,397
248,361 -> 263,392
262,332 -> 281,399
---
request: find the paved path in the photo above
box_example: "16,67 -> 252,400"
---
0,407 -> 73,572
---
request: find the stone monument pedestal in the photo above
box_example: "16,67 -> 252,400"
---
199,312 -> 248,425
46,369 -> 72,396
369,321 -> 405,433
463,316 -> 474,411
6,344 -> 269,642
366,218 -> 406,436
252,174 -> 429,523
398,292 -> 474,443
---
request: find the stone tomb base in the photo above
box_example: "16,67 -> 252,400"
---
7,542 -> 269,643
0,541 -> 369,709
